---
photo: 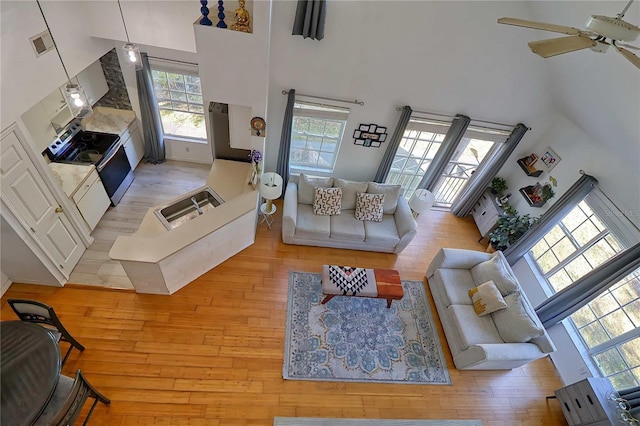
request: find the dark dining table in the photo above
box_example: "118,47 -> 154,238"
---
1,321 -> 62,426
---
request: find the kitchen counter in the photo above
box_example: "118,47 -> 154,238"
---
81,106 -> 136,135
48,163 -> 95,197
109,159 -> 259,295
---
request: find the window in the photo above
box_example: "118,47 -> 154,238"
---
290,101 -> 349,172
530,193 -> 640,389
385,118 -> 450,199
151,65 -> 206,141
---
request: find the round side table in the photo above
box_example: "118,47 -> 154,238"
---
259,202 -> 276,229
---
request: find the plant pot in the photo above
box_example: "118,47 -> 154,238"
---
486,243 -> 496,253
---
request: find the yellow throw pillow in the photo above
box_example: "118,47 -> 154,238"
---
468,280 -> 507,316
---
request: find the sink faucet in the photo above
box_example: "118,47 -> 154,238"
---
191,197 -> 203,215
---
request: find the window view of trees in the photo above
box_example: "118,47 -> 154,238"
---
152,70 -> 206,140
530,200 -> 640,389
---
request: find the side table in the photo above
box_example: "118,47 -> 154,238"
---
553,377 -> 626,425
259,202 -> 276,229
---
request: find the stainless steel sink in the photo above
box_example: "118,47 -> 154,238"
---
154,187 -> 224,230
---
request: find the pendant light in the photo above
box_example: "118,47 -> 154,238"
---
36,0 -> 92,118
118,0 -> 142,70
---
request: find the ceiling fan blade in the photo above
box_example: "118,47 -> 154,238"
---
498,17 -> 583,36
528,35 -> 597,58
616,46 -> 640,69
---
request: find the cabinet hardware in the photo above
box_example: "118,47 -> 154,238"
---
55,206 -> 63,213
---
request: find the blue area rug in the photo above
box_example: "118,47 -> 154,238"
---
283,271 -> 451,385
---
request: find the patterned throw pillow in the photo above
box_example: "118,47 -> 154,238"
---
354,192 -> 385,222
313,187 -> 342,215
468,280 -> 507,316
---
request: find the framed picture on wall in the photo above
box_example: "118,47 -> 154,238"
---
540,147 -> 561,171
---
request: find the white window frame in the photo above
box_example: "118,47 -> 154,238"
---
149,59 -> 206,144
528,189 -> 640,389
289,100 -> 349,173
385,118 -> 451,200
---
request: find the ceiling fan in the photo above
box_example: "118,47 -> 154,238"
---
498,0 -> 640,69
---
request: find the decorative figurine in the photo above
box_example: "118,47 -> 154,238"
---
216,0 -> 227,29
200,0 -> 213,26
230,0 -> 251,33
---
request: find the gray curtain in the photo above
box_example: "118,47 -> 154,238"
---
277,89 -> 295,188
450,123 -> 529,217
416,114 -> 471,191
536,242 -> 640,329
503,173 -> 599,264
137,53 -> 165,164
373,106 -> 412,183
292,0 -> 326,40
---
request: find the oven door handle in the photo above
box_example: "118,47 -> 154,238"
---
96,142 -> 123,172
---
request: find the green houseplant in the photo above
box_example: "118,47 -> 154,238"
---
489,213 -> 538,251
490,177 -> 508,194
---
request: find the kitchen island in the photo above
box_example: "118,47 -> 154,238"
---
109,159 -> 258,295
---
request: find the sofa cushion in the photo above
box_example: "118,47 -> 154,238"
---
298,174 -> 334,205
492,292 -> 544,343
355,192 -> 385,222
295,204 -> 330,238
367,182 -> 401,214
333,178 -> 368,210
313,187 -> 342,215
363,215 -> 401,246
432,269 -> 476,306
330,210 -> 365,242
468,280 -> 507,316
449,304 -> 504,350
471,252 -> 519,295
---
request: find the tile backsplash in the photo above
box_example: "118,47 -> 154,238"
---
95,48 -> 132,110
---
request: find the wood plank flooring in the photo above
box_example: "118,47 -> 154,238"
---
69,160 -> 212,289
2,181 -> 568,425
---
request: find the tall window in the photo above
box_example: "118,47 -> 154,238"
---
385,118 -> 450,198
530,193 -> 640,389
290,101 -> 349,172
151,64 -> 206,141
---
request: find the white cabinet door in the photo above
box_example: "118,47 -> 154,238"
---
123,124 -> 144,170
0,127 -> 84,274
75,171 -> 110,231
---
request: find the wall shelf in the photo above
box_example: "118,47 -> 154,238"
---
517,157 -> 543,177
519,186 -> 546,207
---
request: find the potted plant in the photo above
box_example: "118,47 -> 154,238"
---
541,176 -> 557,202
490,177 -> 508,194
489,213 -> 538,251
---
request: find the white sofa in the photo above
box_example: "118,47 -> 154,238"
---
426,248 -> 556,370
282,175 -> 417,253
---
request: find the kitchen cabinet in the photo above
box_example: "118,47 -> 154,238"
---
72,169 -> 110,231
122,121 -> 144,170
471,189 -> 503,241
76,60 -> 108,106
1,124 -> 85,277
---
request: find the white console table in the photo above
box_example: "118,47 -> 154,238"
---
471,189 -> 503,241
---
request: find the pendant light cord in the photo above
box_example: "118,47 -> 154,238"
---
117,0 -> 131,42
36,0 -> 72,83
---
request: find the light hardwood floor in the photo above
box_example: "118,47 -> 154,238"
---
69,160 -> 212,289
2,188 -> 568,425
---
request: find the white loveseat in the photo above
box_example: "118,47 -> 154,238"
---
426,248 -> 556,370
282,175 -> 417,253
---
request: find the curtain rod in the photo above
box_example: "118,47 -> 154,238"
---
283,90 -> 364,106
147,56 -> 198,67
396,107 -> 531,130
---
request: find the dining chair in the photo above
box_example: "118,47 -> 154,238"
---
7,299 -> 85,366
34,369 -> 110,426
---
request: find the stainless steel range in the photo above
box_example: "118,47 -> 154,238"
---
45,120 -> 134,206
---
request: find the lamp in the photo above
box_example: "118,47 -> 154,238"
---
409,189 -> 435,217
118,0 -> 142,70
259,172 -> 283,214
36,0 -> 92,119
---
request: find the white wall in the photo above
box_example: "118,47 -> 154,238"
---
263,1 -> 556,179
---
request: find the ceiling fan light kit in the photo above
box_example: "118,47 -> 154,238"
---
498,0 -> 640,69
